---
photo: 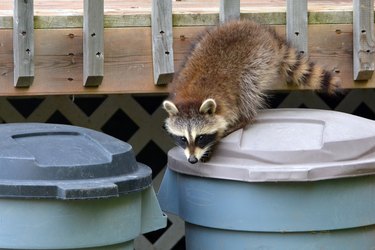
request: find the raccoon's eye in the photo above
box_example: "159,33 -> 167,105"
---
178,136 -> 187,145
172,135 -> 188,148
196,133 -> 217,148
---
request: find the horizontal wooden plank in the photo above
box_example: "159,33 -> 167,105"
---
0,0 -> 352,17
0,24 -> 373,96
0,12 -> 358,29
0,0 -> 359,29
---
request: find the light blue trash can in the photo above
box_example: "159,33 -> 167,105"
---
0,123 -> 166,249
158,109 -> 375,250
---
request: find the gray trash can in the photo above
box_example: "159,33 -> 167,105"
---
0,123 -> 166,249
158,108 -> 375,250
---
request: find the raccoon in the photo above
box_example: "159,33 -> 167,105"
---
163,20 -> 341,164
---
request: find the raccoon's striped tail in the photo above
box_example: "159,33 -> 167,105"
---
281,47 -> 341,94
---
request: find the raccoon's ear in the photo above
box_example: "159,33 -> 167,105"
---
163,100 -> 179,116
199,98 -> 217,115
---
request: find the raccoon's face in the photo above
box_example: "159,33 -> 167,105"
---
163,98 -> 228,164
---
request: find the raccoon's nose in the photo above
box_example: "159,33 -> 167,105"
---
188,155 -> 198,164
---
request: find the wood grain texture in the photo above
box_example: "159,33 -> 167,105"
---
286,0 -> 308,56
353,0 -> 375,80
0,25 -> 373,96
151,0 -> 174,85
13,0 -> 34,87
83,0 -> 104,86
0,0 -> 357,29
220,0 -> 240,23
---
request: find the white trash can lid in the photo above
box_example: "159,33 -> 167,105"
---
167,109 -> 375,182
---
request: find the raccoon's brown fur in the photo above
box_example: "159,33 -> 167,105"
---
163,20 -> 341,164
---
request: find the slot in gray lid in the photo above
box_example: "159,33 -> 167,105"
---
168,109 -> 375,182
0,123 -> 152,199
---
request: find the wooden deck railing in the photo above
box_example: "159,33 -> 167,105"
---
0,0 -> 374,96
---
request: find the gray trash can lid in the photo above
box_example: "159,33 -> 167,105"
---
168,109 -> 375,182
0,123 -> 152,199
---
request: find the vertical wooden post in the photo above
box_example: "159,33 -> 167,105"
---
286,0 -> 308,56
83,0 -> 104,86
220,0 -> 240,24
13,0 -> 34,87
353,0 -> 375,80
151,0 -> 174,85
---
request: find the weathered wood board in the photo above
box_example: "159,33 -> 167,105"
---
0,0 -> 357,29
83,0 -> 104,86
0,25 -> 371,96
13,0 -> 34,87
353,0 -> 375,80
220,0 -> 240,23
286,0 -> 308,55
151,0 -> 174,85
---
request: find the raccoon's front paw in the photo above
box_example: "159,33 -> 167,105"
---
200,150 -> 213,163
